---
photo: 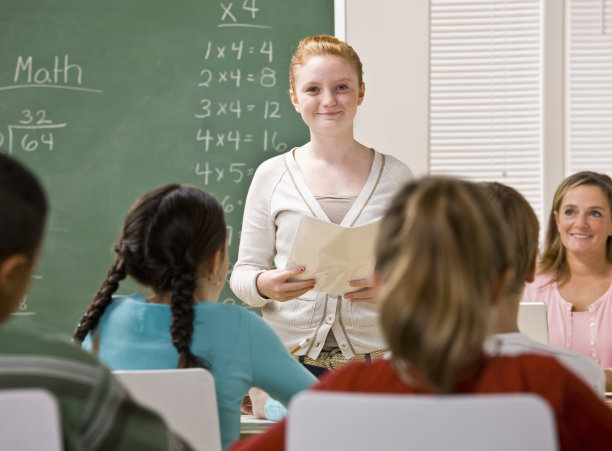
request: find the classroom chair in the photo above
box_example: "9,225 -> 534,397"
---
0,388 -> 63,451
113,368 -> 221,451
286,392 -> 559,451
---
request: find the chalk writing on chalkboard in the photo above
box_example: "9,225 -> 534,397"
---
0,55 -> 103,93
0,54 -> 102,154
2,109 -> 66,154
13,275 -> 42,317
1,0 -> 334,334
218,1 -> 273,29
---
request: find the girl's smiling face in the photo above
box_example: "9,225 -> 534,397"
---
554,184 -> 612,258
289,55 -> 365,137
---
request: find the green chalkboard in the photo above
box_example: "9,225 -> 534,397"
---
0,0 -> 334,338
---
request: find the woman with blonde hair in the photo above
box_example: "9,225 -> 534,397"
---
522,171 -> 612,390
230,177 -> 612,451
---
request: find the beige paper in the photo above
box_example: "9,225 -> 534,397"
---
285,215 -> 380,296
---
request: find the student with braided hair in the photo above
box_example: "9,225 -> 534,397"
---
73,184 -> 315,450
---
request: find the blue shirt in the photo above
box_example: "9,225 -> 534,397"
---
83,294 -> 315,450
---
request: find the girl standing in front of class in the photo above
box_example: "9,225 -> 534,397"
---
230,35 -> 413,375
73,184 -> 316,450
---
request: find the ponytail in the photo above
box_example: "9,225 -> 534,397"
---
378,178 -> 511,393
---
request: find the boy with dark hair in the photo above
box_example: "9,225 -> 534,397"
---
0,152 -> 189,450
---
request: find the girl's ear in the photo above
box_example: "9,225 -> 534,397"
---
491,268 -> 513,306
205,247 -> 223,279
357,82 -> 365,106
289,90 -> 300,112
526,253 -> 538,283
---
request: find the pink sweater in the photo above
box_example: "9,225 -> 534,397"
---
522,272 -> 612,371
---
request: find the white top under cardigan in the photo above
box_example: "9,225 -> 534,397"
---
230,149 -> 413,359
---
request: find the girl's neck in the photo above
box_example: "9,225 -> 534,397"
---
300,137 -> 369,165
146,293 -> 171,305
489,294 -> 522,334
146,283 -> 219,305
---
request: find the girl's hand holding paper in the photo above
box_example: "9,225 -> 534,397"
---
284,216 -> 380,297
344,275 -> 379,303
256,266 -> 316,302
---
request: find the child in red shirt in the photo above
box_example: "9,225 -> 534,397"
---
230,177 -> 612,451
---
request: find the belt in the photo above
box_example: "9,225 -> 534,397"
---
297,348 -> 387,370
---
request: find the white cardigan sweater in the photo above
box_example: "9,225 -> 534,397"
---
230,150 -> 413,358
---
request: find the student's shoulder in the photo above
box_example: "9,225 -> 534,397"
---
0,327 -> 99,366
376,151 -> 414,185
502,334 -> 602,370
102,293 -> 150,317
199,303 -> 277,345
111,292 -> 146,304
508,354 -> 609,414
540,343 -> 605,375
314,359 -> 398,392
498,352 -> 560,367
198,301 -> 261,324
495,353 -> 576,385
102,292 -> 146,311
252,153 -> 288,179
246,153 -> 290,197
378,151 -> 409,168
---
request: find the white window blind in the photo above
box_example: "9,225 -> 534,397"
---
429,0 -> 544,219
566,0 -> 612,176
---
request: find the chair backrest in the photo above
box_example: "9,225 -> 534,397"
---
113,368 -> 221,451
286,392 -> 559,451
0,388 -> 63,451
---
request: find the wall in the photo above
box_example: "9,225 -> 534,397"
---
345,0 -> 567,216
346,0 -> 430,177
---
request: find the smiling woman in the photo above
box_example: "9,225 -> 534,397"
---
230,35 -> 413,379
554,185 -> 612,265
522,171 -> 612,391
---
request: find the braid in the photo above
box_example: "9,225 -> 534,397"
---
169,269 -> 209,369
73,256 -> 127,343
73,184 -> 225,369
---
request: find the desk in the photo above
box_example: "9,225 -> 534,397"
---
240,415 -> 275,439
